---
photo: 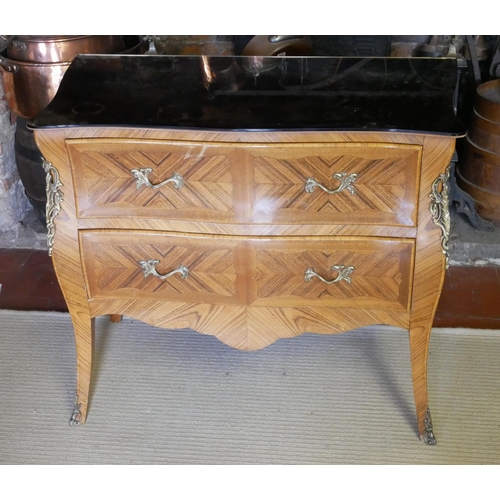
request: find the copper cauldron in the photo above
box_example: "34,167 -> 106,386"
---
0,58 -> 72,119
0,35 -> 141,118
1,35 -> 125,63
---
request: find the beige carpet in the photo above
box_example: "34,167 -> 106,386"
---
0,309 -> 499,464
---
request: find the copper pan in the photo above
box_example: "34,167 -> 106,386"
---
0,35 -> 126,63
120,35 -> 149,54
0,35 -> 147,118
0,58 -> 71,118
240,36 -> 313,75
241,35 -> 313,56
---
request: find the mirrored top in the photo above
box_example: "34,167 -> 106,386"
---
29,55 -> 466,135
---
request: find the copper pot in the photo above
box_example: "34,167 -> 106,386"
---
241,36 -> 313,56
1,35 -> 126,63
0,35 -> 145,118
240,36 -> 313,75
0,58 -> 72,118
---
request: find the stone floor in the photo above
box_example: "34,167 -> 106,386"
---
449,206 -> 500,266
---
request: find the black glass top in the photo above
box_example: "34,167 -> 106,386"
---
29,55 -> 466,136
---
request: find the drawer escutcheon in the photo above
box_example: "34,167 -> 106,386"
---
138,260 -> 189,280
131,168 -> 184,191
304,172 -> 358,195
304,264 -> 355,285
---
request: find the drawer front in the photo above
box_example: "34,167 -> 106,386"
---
68,140 -> 241,222
250,143 -> 420,226
68,139 -> 419,227
80,231 -> 247,304
81,231 -> 413,310
249,237 -> 414,310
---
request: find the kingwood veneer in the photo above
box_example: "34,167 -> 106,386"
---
34,126 -> 455,444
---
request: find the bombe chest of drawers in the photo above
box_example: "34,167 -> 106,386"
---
31,55 -> 465,443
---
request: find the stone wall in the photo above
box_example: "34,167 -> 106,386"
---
0,74 -> 30,235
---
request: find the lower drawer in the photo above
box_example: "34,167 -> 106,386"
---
80,231 -> 247,304
80,231 -> 414,311
249,237 -> 414,310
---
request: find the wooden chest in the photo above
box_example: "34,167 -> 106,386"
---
30,54 -> 465,444
35,127 -> 455,445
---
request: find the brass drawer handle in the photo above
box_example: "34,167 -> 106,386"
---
138,260 -> 189,280
131,168 -> 184,190
304,265 -> 355,285
305,172 -> 357,195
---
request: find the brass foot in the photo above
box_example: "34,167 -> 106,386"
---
69,393 -> 81,426
420,408 -> 437,445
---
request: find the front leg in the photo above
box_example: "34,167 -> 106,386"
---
409,322 -> 436,444
69,309 -> 95,425
409,230 -> 445,444
409,136 -> 454,444
38,139 -> 98,426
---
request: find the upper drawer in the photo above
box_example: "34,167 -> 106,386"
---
249,143 -> 421,227
67,139 -> 242,222
67,139 -> 420,226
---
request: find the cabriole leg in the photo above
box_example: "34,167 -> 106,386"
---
68,310 -> 95,426
409,324 -> 436,445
